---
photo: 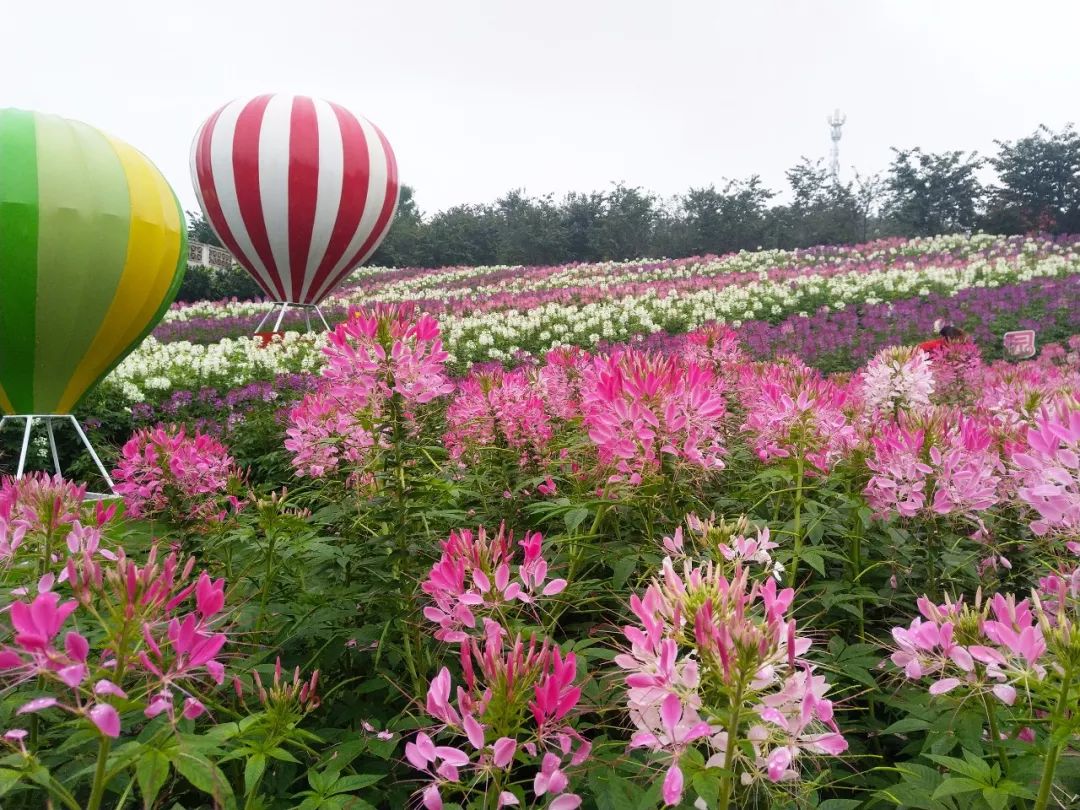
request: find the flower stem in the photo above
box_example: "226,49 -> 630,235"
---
981,692 -> 1008,777
255,525 -> 277,633
1034,661 -> 1073,810
569,503 -> 607,583
85,736 -> 112,810
717,683 -> 744,810
786,456 -> 805,589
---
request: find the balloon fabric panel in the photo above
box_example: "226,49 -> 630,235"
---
0,109 -> 38,414
58,136 -> 184,413
33,115 -> 132,413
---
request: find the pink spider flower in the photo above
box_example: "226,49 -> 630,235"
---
0,473 -> 90,530
581,349 -> 727,484
865,408 -> 1003,522
617,548 -> 842,804
1011,403 -> 1080,541
742,373 -> 857,474
443,368 -> 554,468
286,306 -> 454,479
537,346 -> 592,421
421,526 -> 566,643
406,627 -> 588,810
927,340 -> 984,406
681,323 -> 746,380
114,425 -> 246,527
757,668 -> 849,782
888,590 -> 1049,708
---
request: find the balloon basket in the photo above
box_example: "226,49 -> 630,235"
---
0,414 -> 116,497
253,302 -> 331,336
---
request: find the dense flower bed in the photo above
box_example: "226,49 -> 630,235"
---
0,239 -> 1077,808
97,234 -> 1080,406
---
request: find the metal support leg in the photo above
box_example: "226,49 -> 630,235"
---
315,306 -> 331,331
45,418 -> 62,476
16,417 -> 33,479
68,416 -> 115,492
304,310 -> 312,332
253,306 -> 273,333
272,302 -> 289,333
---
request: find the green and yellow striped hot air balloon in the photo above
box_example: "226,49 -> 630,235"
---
0,109 -> 186,416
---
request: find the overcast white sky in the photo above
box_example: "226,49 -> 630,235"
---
4,0 -> 1078,217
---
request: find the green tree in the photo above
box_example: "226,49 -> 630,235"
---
884,147 -> 984,235
560,191 -> 606,262
494,190 -> 569,265
426,204 -> 499,267
595,183 -> 657,260
985,124 -> 1080,234
186,211 -> 222,247
679,177 -> 774,255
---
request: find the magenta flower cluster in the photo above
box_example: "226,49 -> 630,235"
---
114,425 -> 245,526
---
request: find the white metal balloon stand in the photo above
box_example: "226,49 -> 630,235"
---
253,301 -> 331,335
0,414 -> 116,496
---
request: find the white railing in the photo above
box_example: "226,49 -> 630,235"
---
188,242 -> 234,270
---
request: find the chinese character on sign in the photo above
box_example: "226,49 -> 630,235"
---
1003,330 -> 1036,359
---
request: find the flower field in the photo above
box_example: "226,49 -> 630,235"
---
0,233 -> 1079,809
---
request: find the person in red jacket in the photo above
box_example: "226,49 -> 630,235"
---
919,324 -> 967,353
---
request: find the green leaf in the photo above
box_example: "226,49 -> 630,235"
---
931,777 -> 984,799
172,751 -> 235,807
329,773 -> 384,793
691,771 -> 721,809
993,779 -> 1036,799
926,753 -> 992,782
882,716 -> 932,735
244,753 -> 266,796
137,750 -> 170,810
0,767 -> 23,797
801,548 -> 826,575
818,801 -> 863,810
611,555 -> 637,590
982,787 -> 1008,810
564,507 -> 590,533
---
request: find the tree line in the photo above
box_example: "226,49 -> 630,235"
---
182,123 -> 1080,299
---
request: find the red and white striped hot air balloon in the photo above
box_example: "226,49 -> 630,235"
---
189,94 -> 399,308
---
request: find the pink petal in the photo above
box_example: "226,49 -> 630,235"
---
182,698 -> 205,719
88,703 -> 121,737
422,783 -> 443,810
64,632 -> 89,663
57,664 -> 87,688
94,680 -> 128,699
17,697 -> 58,714
549,796 -> 583,810
767,746 -> 793,781
497,791 -> 520,807
493,736 -> 516,768
992,683 -> 1017,706
405,741 -> 431,770
434,746 -> 470,767
929,677 -> 962,695
463,713 -> 485,750
660,692 -> 681,736
542,579 -> 568,597
662,763 -> 684,806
